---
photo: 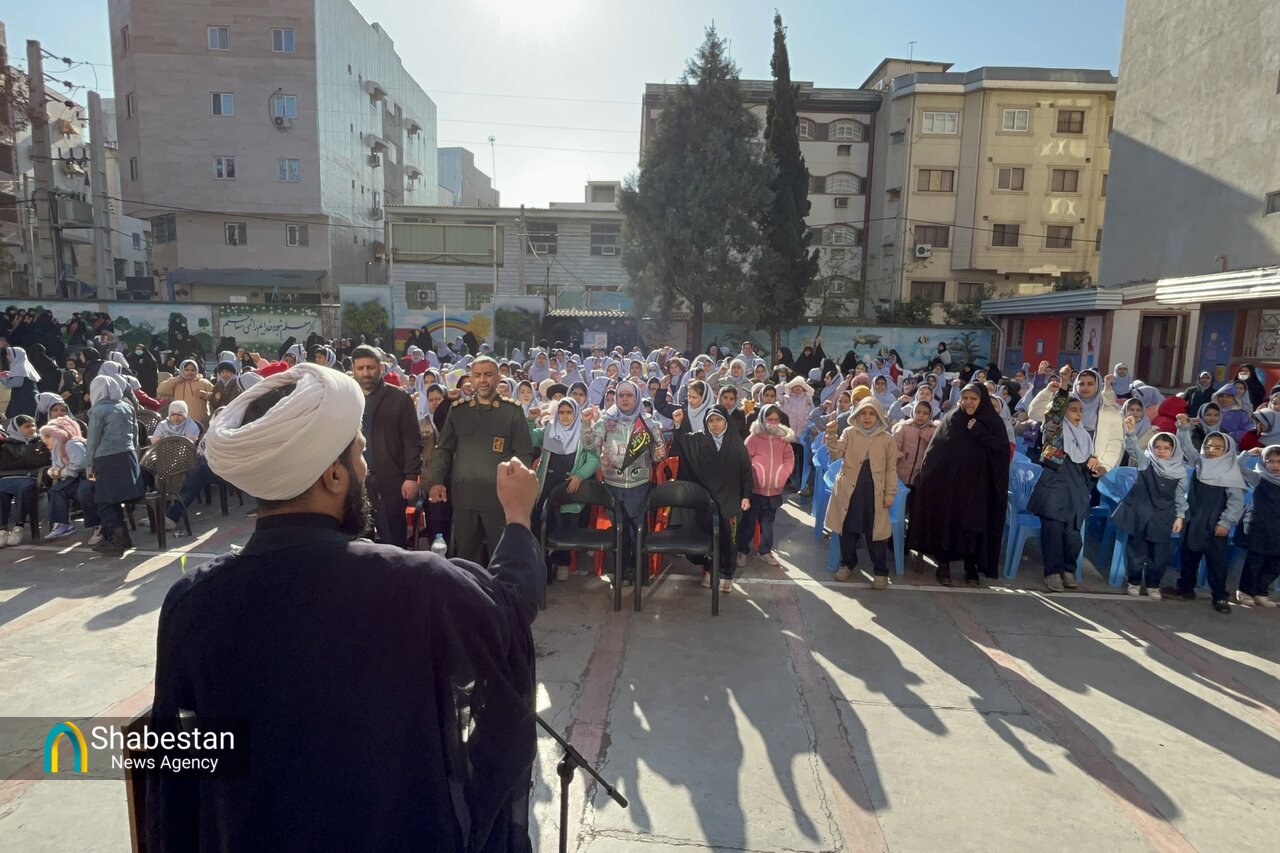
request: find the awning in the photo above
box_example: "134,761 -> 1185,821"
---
546,308 -> 629,318
171,268 -> 326,289
981,287 -> 1124,316
1154,265 -> 1280,305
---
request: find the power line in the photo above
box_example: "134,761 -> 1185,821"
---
438,117 -> 638,134
428,89 -> 638,106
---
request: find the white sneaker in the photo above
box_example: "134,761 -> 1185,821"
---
1254,595 -> 1278,608
1126,584 -> 1141,597
735,552 -> 747,568
720,579 -> 733,594
46,523 -> 77,540
760,552 -> 781,567
87,527 -> 105,546
6,526 -> 23,547
164,516 -> 178,532
699,571 -> 712,589
1146,588 -> 1163,602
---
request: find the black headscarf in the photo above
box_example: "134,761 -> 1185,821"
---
671,403 -> 753,520
907,382 -> 1010,577
1238,364 -> 1267,410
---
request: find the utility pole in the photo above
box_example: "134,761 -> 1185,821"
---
26,40 -> 58,297
517,204 -> 526,296
88,91 -> 114,299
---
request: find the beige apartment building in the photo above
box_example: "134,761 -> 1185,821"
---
864,60 -> 1116,319
108,0 -> 437,303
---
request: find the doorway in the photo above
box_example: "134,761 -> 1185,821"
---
1136,315 -> 1182,388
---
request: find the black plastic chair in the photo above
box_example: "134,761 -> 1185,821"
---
135,409 -> 160,435
140,437 -> 198,548
634,481 -> 721,616
539,478 -> 623,611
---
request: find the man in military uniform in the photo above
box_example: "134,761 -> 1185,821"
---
428,355 -> 534,562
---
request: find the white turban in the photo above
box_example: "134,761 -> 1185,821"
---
205,364 -> 365,501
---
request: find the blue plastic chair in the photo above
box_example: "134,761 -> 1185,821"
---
1094,467 -> 1138,563
1003,464 -> 1044,578
811,443 -> 832,538
825,476 -> 910,576
1110,468 -> 1194,587
821,458 -> 843,568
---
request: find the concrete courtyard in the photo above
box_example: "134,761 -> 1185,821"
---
0,496 -> 1276,851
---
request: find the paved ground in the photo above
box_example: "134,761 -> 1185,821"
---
0,495 -> 1276,851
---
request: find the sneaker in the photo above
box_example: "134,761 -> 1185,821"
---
720,579 -> 733,594
6,526 -> 23,547
164,516 -> 178,532
555,565 -> 569,582
1162,586 -> 1196,601
1146,588 -> 1163,602
1212,599 -> 1231,615
760,551 -> 781,567
1253,595 -> 1278,608
735,552 -> 747,568
798,486 -> 813,498
872,575 -> 889,590
1045,574 -> 1065,593
1126,584 -> 1141,597
834,566 -> 854,582
700,571 -> 711,589
46,523 -> 77,540
1061,573 -> 1078,590
87,527 -> 105,546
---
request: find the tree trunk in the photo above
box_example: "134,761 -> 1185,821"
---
769,326 -> 780,363
690,300 -> 704,353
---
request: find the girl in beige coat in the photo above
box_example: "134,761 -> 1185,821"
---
824,397 -> 899,588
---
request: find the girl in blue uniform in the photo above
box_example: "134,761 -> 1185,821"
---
1172,416 -> 1247,614
1114,423 -> 1186,598
1236,445 -> 1280,607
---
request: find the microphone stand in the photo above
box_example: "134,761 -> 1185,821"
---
536,713 -> 627,853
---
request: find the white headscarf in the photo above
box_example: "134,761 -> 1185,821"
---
605,379 -> 642,421
543,398 -> 583,456
1063,395 -> 1095,463
205,364 -> 366,501
36,392 -> 63,415
1072,369 -> 1104,432
1111,363 -> 1132,396
1144,432 -> 1185,480
8,347 -> 40,383
90,375 -> 123,405
1193,431 -> 1247,489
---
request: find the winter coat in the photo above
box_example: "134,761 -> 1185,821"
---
532,422 -> 602,515
778,383 -> 813,433
745,420 -> 795,497
599,409 -> 664,489
157,375 -> 215,424
1152,395 -> 1187,434
1029,383 -> 1124,471
892,419 -> 937,486
823,399 -> 898,541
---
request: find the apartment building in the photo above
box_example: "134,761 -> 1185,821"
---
437,147 -> 498,208
863,60 -> 1116,319
108,0 -> 438,303
640,81 -> 881,317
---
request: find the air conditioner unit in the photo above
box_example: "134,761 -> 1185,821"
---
914,244 -> 933,259
531,242 -> 552,254
834,197 -> 849,209
368,153 -> 382,168
600,245 -> 618,256
416,290 -> 432,303
273,116 -> 293,129
371,206 -> 383,219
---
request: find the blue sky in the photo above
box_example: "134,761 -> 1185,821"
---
4,0 -> 1125,207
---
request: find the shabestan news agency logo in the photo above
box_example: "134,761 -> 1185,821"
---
44,721 -> 89,774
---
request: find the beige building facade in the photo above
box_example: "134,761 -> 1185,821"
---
108,0 -> 437,303
864,61 -> 1116,320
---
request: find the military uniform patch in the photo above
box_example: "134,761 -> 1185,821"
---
492,437 -> 505,453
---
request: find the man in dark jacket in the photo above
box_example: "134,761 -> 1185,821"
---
352,345 -> 424,547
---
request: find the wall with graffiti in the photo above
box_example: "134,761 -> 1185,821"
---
214,305 -> 325,353
701,322 -> 994,370
338,284 -> 506,353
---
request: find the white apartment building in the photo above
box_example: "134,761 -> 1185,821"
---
108,0 -> 438,303
641,81 -> 881,318
437,147 -> 498,208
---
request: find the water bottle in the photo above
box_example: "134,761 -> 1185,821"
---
430,534 -> 448,558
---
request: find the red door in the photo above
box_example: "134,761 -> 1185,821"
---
1024,317 -> 1061,368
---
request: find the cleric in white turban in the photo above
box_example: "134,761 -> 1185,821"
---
146,363 -> 548,853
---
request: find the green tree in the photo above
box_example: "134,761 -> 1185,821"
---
942,283 -> 995,326
1053,273 -> 1091,291
619,25 -> 769,350
751,13 -> 818,356
877,298 -> 934,326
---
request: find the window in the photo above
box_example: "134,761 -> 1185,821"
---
131,233 -> 142,250
917,169 -> 955,193
836,144 -> 852,156
1267,191 -> 1280,215
1050,169 -> 1080,193
286,224 -> 309,247
405,282 -> 437,310
1056,109 -> 1085,134
914,225 -> 950,248
590,223 -> 620,255
114,259 -> 127,280
921,111 -> 958,134
1095,228 -> 1103,251
133,261 -> 147,277
214,156 -> 236,179
211,92 -> 234,116
151,214 -> 176,243
1101,173 -> 1108,197
277,158 -> 301,182
272,94 -> 298,119
911,281 -> 946,303
120,25 -> 130,53
271,28 -> 296,53
826,224 -> 859,246
590,185 -> 616,203
834,197 -> 849,209
207,26 -> 230,50
824,173 -> 862,194
1107,114 -> 1114,135
1001,108 -> 1029,132
992,223 -> 1020,247
825,276 -> 853,295
225,222 -> 248,246
526,221 -> 557,254
125,92 -> 136,117
890,130 -> 905,144
1010,318 -> 1025,347
129,157 -> 139,181
830,119 -> 863,142
996,167 -> 1025,191
828,248 -> 848,265
1045,225 -> 1074,249
957,282 -> 985,301
465,283 -> 492,311
798,118 -> 815,140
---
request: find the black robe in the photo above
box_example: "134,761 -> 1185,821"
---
146,513 -> 542,853
671,417 -> 753,523
907,382 -> 1010,576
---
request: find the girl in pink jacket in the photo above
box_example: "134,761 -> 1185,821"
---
739,403 -> 796,567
